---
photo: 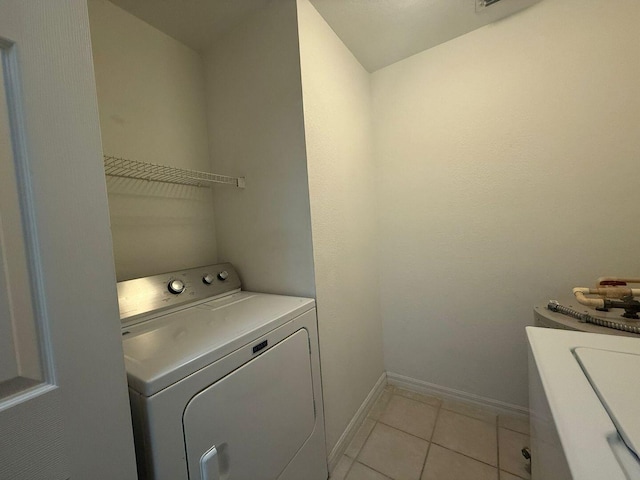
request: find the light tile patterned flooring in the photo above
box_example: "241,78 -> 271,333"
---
330,386 -> 531,480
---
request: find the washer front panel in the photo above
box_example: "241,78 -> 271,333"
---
129,308 -> 327,480
183,329 -> 315,480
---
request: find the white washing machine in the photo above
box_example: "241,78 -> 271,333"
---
527,326 -> 640,480
117,263 -> 328,480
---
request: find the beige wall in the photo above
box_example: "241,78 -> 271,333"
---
297,0 -> 385,454
204,0 -> 316,297
88,0 -> 217,280
372,0 -> 640,407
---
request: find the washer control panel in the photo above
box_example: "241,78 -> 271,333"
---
117,262 -> 241,324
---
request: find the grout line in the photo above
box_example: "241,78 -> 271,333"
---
340,455 -> 355,480
430,441 -> 499,470
497,416 -> 501,475
439,405 -> 498,426
350,395 -> 390,478
499,424 -> 531,435
352,420 -> 377,462
376,419 -> 434,443
393,388 -> 444,408
500,471 -> 527,480
355,390 -> 431,480
332,380 -> 391,471
351,421 -> 394,480
496,427 -> 532,480
355,460 -> 394,480
338,391 -> 388,479
418,399 -> 442,479
395,389 -> 506,429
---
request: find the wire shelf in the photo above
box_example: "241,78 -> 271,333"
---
103,156 -> 245,189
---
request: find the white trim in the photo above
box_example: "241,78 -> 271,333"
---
327,372 -> 387,473
0,383 -> 57,413
1,37 -> 55,386
387,371 -> 529,416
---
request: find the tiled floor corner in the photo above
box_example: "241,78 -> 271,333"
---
330,387 -> 531,480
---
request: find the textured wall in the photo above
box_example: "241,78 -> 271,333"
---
372,0 -> 640,407
89,0 -> 217,280
297,0 -> 385,454
204,0 -> 316,298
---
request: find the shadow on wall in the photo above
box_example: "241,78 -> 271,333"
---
106,177 -> 217,281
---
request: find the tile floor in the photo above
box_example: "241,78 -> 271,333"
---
330,386 -> 531,480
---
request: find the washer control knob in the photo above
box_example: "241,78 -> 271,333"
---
202,274 -> 214,285
217,271 -> 229,281
168,279 -> 185,294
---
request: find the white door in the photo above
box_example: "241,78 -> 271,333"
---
0,1 -> 138,478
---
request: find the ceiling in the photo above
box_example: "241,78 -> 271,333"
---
308,0 -> 542,72
107,0 -> 272,52
107,0 -> 540,71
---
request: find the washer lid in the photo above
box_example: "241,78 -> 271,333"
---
122,291 -> 315,396
575,348 -> 640,458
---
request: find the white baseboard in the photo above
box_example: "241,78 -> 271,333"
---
327,372 -> 387,473
387,372 -> 529,417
